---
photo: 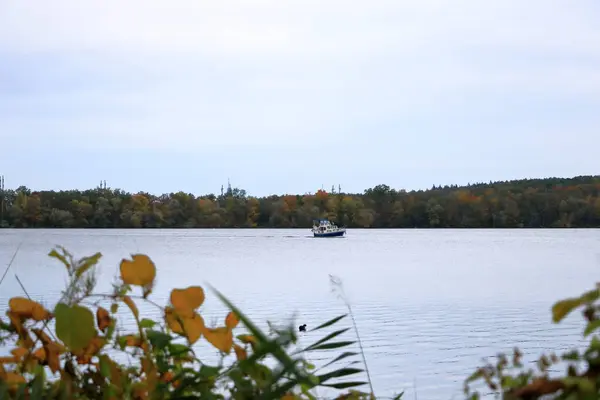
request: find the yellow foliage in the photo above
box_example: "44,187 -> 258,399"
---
10,347 -> 28,361
31,328 -> 52,345
121,334 -> 149,353
73,337 -> 106,364
0,247 -> 372,399
45,343 -> 62,373
3,372 -> 26,385
96,306 -> 112,331
170,286 -> 205,317
203,327 -> 233,354
237,334 -> 256,344
233,344 -> 247,361
120,254 -> 156,287
164,307 -> 205,344
225,311 -> 240,329
9,297 -> 52,321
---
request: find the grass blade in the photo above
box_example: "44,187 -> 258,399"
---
317,367 -> 363,383
310,314 -> 347,331
309,341 -> 355,351
209,284 -> 313,388
304,328 -> 350,352
321,381 -> 368,389
318,351 -> 359,371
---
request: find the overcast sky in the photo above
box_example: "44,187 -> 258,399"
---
1,1 -> 599,196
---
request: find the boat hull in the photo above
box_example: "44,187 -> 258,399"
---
313,229 -> 346,238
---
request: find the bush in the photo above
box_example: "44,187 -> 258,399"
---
0,247 -> 384,399
464,282 -> 600,399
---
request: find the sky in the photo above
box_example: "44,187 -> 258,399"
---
0,1 -> 599,197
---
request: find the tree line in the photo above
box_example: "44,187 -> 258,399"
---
1,175 -> 600,228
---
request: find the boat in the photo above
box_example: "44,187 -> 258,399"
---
311,219 -> 346,238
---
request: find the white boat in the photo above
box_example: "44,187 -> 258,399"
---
311,219 -> 346,238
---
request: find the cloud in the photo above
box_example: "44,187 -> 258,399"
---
0,0 -> 599,193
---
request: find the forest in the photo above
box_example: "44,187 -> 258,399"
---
1,175 -> 600,228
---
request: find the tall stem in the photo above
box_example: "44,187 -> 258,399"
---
347,303 -> 374,395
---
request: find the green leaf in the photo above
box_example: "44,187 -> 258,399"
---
580,289 -> 600,303
106,320 -> 116,340
393,391 -> 405,399
465,368 -> 485,384
562,376 -> 595,392
15,385 -> 26,399
75,252 -> 102,278
54,303 -> 96,351
309,340 -> 355,351
317,367 -> 363,383
199,364 -> 222,378
304,328 -> 350,352
320,351 -> 359,370
30,365 -> 45,400
117,336 -> 128,350
321,381 -> 367,389
552,298 -> 583,323
591,336 -> 600,351
584,320 -> 600,337
48,248 -> 70,270
146,330 -> 171,349
169,343 -> 191,356
552,290 -> 600,323
110,303 -> 118,314
310,314 -> 347,331
99,355 -> 111,378
140,318 -> 156,329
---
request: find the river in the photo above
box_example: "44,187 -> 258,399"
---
0,228 -> 598,398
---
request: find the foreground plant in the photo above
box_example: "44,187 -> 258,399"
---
0,246 -> 374,399
464,283 -> 600,399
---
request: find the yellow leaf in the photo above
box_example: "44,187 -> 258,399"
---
233,344 -> 247,361
170,286 -> 205,316
122,334 -> 144,348
9,297 -> 51,321
32,347 -> 46,361
120,254 -> 156,286
164,308 -> 205,344
31,328 -> 52,345
161,371 -> 175,383
164,307 -> 184,334
123,296 -> 139,320
96,307 -> 112,331
10,347 -> 28,361
4,372 -> 25,385
225,311 -> 240,329
142,356 -> 159,393
183,313 -> 205,344
203,327 -> 233,353
237,334 -> 256,344
73,336 -> 106,364
45,342 -> 63,373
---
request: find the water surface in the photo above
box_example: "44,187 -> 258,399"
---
0,229 -> 598,399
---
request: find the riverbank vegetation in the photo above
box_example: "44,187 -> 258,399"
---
1,175 -> 600,228
1,247 -> 600,398
0,247 -> 382,399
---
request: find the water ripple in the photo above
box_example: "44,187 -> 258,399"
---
0,228 -> 598,399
